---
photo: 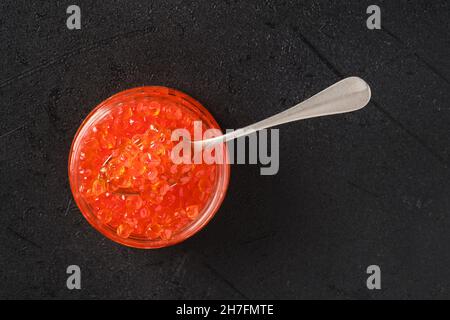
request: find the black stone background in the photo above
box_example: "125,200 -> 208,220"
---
0,0 -> 449,299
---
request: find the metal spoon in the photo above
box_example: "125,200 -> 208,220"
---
192,76 -> 371,149
106,77 -> 371,195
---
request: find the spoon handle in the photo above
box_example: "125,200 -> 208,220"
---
199,77 -> 371,147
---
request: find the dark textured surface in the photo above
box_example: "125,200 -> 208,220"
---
0,0 -> 449,299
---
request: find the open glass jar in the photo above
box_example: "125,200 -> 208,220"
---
68,87 -> 230,248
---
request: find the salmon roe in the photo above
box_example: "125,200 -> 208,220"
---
69,87 -> 229,248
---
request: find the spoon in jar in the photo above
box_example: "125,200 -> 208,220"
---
190,76 -> 371,149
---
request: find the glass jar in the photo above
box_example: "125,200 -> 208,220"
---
68,86 -> 230,248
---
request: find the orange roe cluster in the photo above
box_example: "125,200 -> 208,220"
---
76,95 -> 217,241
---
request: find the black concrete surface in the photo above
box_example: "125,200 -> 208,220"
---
0,0 -> 449,299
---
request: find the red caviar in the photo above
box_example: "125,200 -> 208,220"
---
69,87 -> 229,248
